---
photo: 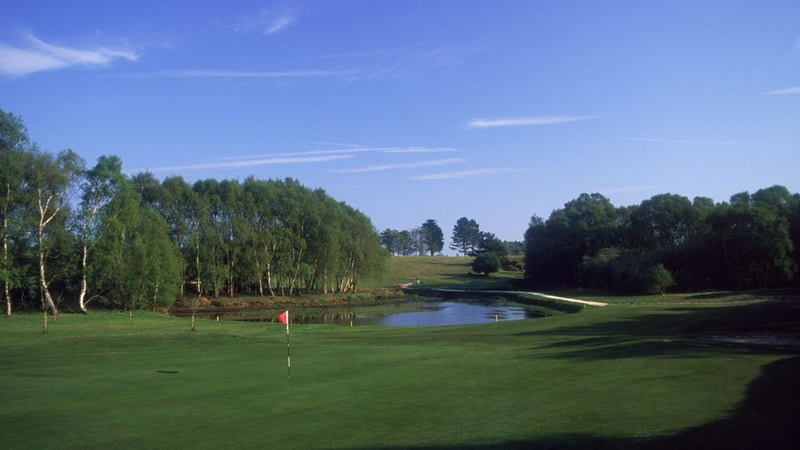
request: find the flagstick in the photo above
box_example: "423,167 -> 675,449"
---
285,312 -> 291,378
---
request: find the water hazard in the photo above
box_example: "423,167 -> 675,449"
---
361,301 -> 533,326
184,300 -> 544,327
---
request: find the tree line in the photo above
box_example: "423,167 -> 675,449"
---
1,109 -> 387,315
380,217 -> 523,258
379,219 -> 444,256
524,189 -> 800,294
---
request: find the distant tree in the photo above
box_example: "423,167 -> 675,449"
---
645,263 -> 674,295
706,200 -> 794,289
409,228 -> 424,255
504,241 -> 524,256
472,253 -> 500,275
420,219 -> 444,256
474,232 -> 507,256
751,185 -> 795,213
524,194 -> 619,287
630,193 -> 694,249
380,229 -> 401,255
397,230 -> 414,256
449,217 -> 481,256
523,215 -> 549,284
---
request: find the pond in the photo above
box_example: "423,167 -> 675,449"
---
184,300 -> 546,327
358,301 -> 536,326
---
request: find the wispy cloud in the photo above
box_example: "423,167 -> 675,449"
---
412,168 -> 526,181
323,43 -> 484,81
620,137 -> 765,146
145,154 -> 351,173
467,116 -> 598,128
378,146 -> 458,154
136,69 -> 355,79
221,146 -> 457,160
236,5 -> 298,35
763,86 -> 800,95
0,32 -> 137,77
145,145 -> 457,173
334,158 -> 464,174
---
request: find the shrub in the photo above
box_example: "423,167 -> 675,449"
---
645,264 -> 675,295
472,253 -> 501,275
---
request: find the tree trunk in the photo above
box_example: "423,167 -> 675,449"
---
3,187 -> 10,316
228,257 -> 235,298
78,244 -> 88,312
195,233 -> 202,297
37,229 -> 57,316
254,248 -> 263,297
266,262 -> 275,297
152,282 -> 159,310
39,249 -> 57,315
265,242 -> 276,296
37,190 -> 59,316
3,230 -> 9,317
289,247 -> 304,296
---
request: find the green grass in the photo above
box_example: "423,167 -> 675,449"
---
2,300 -> 799,449
363,255 -> 522,290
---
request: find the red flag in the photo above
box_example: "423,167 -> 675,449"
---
278,310 -> 288,325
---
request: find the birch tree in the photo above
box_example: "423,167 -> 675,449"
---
0,109 -> 32,316
76,155 -> 124,312
29,149 -> 84,317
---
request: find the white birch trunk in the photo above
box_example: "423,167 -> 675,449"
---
37,190 -> 59,316
78,244 -> 88,312
266,262 -> 275,297
3,186 -> 10,316
3,230 -> 9,316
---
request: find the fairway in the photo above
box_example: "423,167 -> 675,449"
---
2,301 -> 798,449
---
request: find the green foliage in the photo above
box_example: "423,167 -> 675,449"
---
420,219 -> 444,256
0,110 -> 389,312
91,184 -> 181,309
449,216 -> 481,256
471,253 -> 501,275
1,109 -> 34,314
526,188 -> 800,293
474,231 -> 507,256
503,240 -> 525,255
645,263 -> 675,295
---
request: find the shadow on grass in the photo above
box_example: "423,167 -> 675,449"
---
512,300 -> 800,360
346,356 -> 800,450
686,291 -> 737,300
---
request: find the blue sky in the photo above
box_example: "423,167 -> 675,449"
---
2,1 -> 799,245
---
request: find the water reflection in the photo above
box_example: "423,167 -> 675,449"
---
184,300 -> 541,327
367,302 -> 532,326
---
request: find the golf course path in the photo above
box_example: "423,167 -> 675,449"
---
426,288 -> 609,307
513,291 -> 609,307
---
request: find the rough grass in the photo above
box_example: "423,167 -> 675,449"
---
2,300 -> 799,449
365,256 -> 800,307
363,255 -> 521,290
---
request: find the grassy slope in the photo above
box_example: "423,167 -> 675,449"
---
1,258 -> 798,449
362,256 -> 522,290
